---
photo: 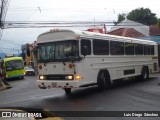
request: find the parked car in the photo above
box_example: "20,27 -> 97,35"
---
24,66 -> 35,76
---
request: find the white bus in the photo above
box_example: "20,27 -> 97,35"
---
36,29 -> 159,94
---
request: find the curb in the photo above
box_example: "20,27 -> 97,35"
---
0,79 -> 12,91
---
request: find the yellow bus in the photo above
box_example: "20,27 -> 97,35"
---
1,57 -> 25,80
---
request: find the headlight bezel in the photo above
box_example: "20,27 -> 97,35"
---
39,75 -> 46,80
65,75 -> 74,80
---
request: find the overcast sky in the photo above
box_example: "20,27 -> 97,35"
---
1,0 -> 160,54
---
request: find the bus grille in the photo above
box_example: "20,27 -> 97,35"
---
45,75 -> 73,80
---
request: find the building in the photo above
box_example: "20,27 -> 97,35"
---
107,19 -> 150,37
21,43 -> 32,66
30,41 -> 38,73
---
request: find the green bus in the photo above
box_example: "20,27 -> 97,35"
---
1,57 -> 25,80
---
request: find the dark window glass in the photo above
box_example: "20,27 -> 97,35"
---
38,40 -> 79,62
81,39 -> 91,55
144,45 -> 147,55
147,45 -> 151,55
144,45 -> 151,55
110,41 -> 124,55
135,44 -> 143,55
5,60 -> 24,71
151,45 -> 154,55
93,39 -> 109,55
125,42 -> 134,55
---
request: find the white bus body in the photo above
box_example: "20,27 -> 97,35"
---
36,29 -> 158,94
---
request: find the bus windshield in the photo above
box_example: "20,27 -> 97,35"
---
38,40 -> 79,62
5,60 -> 24,71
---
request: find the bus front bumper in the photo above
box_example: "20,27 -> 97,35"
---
36,80 -> 80,89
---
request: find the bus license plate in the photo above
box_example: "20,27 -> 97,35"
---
52,83 -> 57,86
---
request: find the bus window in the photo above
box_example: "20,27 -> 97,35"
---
144,45 -> 147,55
125,42 -> 134,55
135,44 -> 143,55
38,41 -> 79,62
39,45 -> 53,60
144,45 -> 151,55
93,39 -> 109,55
110,41 -> 124,55
81,39 -> 91,55
147,45 -> 151,55
151,45 -> 155,55
55,43 -> 64,60
5,60 -> 24,71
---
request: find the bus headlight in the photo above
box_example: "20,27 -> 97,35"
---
39,75 -> 46,80
65,75 -> 73,80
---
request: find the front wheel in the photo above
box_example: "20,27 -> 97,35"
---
140,67 -> 149,81
97,71 -> 111,91
64,88 -> 71,95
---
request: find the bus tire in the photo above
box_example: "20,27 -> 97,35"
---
97,70 -> 111,91
140,66 -> 149,81
64,88 -> 71,95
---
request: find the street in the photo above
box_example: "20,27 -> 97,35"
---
0,74 -> 160,120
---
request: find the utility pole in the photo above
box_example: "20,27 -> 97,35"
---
0,0 -> 10,40
0,0 -> 4,28
0,0 -> 4,39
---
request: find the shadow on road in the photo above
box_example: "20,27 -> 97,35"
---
39,76 -> 158,103
65,77 -> 158,98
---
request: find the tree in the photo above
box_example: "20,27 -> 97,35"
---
117,13 -> 126,23
127,7 -> 157,25
114,13 -> 126,25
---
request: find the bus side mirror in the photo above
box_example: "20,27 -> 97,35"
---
81,46 -> 88,57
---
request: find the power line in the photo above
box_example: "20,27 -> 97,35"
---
3,21 -> 147,29
7,7 -> 121,13
0,47 -> 20,50
1,39 -> 22,46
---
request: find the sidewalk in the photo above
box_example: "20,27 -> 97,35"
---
0,78 -> 7,90
0,78 -> 12,91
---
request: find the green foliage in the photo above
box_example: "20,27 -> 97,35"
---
118,13 -> 126,23
114,13 -> 126,25
127,7 -> 157,25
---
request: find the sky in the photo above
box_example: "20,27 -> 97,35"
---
1,0 -> 160,54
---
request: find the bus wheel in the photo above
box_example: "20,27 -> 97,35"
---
64,88 -> 71,95
140,67 -> 149,81
97,71 -> 111,91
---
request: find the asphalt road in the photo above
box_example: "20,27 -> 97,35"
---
1,74 -> 160,120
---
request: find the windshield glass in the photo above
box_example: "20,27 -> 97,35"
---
38,40 -> 79,62
5,60 -> 24,71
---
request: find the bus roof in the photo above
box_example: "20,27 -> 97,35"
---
3,57 -> 23,62
37,29 -> 157,45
